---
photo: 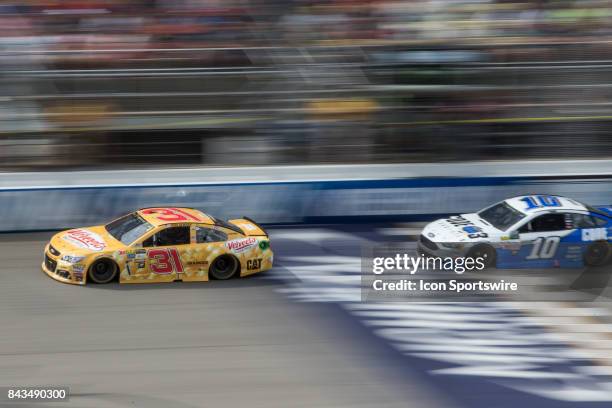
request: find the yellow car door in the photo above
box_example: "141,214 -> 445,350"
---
139,225 -> 192,283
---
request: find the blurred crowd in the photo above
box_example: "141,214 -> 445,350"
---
2,0 -> 612,168
4,0 -> 612,50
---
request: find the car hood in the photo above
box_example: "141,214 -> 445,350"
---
49,225 -> 123,256
422,213 -> 501,243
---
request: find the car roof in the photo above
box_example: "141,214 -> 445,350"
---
504,195 -> 588,214
136,207 -> 214,226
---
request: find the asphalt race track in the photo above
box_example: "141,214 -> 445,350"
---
3,225 -> 612,408
0,230 -> 451,408
271,225 -> 612,408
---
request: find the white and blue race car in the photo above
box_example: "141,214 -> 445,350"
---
418,195 -> 612,268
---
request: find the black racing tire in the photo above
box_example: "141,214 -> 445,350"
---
467,244 -> 497,269
584,241 -> 611,267
209,255 -> 239,280
88,258 -> 118,284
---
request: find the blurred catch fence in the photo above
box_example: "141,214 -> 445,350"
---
3,42 -> 612,169
1,160 -> 612,232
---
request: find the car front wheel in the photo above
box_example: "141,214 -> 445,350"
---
88,258 -> 118,284
467,244 -> 497,269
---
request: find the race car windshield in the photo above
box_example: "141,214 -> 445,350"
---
477,202 -> 526,231
105,213 -> 153,245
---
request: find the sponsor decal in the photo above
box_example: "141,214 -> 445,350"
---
72,264 -> 85,273
259,241 -> 270,250
243,223 -> 257,231
247,258 -> 262,270
62,229 -> 106,251
445,216 -> 488,238
226,237 -> 257,253
446,215 -> 472,226
187,260 -> 208,266
499,242 -> 521,251
582,228 -> 608,241
462,226 -> 479,234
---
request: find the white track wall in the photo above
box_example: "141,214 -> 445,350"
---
2,160 -> 612,231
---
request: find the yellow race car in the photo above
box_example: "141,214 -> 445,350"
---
42,207 -> 273,285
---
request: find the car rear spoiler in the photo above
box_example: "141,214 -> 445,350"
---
228,216 -> 268,237
243,216 -> 267,236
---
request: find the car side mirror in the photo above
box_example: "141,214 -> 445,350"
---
509,231 -> 519,240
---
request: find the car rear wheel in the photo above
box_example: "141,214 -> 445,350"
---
88,259 -> 118,284
209,255 -> 238,280
467,244 -> 497,269
584,241 -> 611,267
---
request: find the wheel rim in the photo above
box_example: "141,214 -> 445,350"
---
212,257 -> 236,280
91,260 -> 116,283
473,247 -> 495,267
586,243 -> 609,265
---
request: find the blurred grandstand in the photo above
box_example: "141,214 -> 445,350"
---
2,0 -> 612,169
